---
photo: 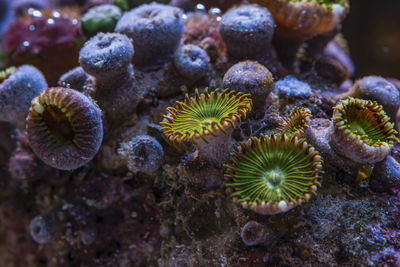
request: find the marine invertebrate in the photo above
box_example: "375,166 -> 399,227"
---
0,0 -> 397,265
160,88 -> 252,163
79,32 -> 133,79
29,214 -> 58,244
241,221 -> 275,246
118,135 -> 164,175
222,60 -> 274,117
81,4 -> 122,38
252,0 -> 349,69
219,4 -> 275,59
336,76 -> 400,120
0,65 -> 47,129
79,32 -> 137,122
115,3 -> 183,67
330,97 -> 398,164
225,134 -> 322,215
26,87 -> 103,170
255,0 -> 349,38
278,107 -> 311,137
173,44 -> 210,81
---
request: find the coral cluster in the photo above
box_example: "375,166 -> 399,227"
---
0,1 -> 399,266
160,88 -> 252,185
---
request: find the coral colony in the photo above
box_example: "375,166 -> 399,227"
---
1,0 -> 400,266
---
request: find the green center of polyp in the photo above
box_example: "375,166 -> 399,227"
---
350,123 -> 366,136
42,105 -> 75,144
180,103 -> 225,132
344,106 -> 387,145
264,168 -> 285,189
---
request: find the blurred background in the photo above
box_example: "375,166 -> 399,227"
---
343,0 -> 400,78
1,0 -> 399,79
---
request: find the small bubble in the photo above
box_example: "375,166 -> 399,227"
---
52,11 -> 61,18
32,10 -> 42,18
72,19 -> 78,25
30,216 -> 52,244
23,41 -> 30,47
47,18 -> 55,25
209,7 -> 221,15
195,3 -> 206,12
62,82 -> 71,88
29,25 -> 35,31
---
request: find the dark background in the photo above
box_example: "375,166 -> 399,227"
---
343,0 -> 400,78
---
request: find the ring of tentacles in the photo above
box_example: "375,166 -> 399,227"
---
160,88 -> 252,147
27,87 -> 103,170
225,134 -> 323,215
331,97 -> 399,163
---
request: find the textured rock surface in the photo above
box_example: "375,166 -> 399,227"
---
0,1 -> 398,266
